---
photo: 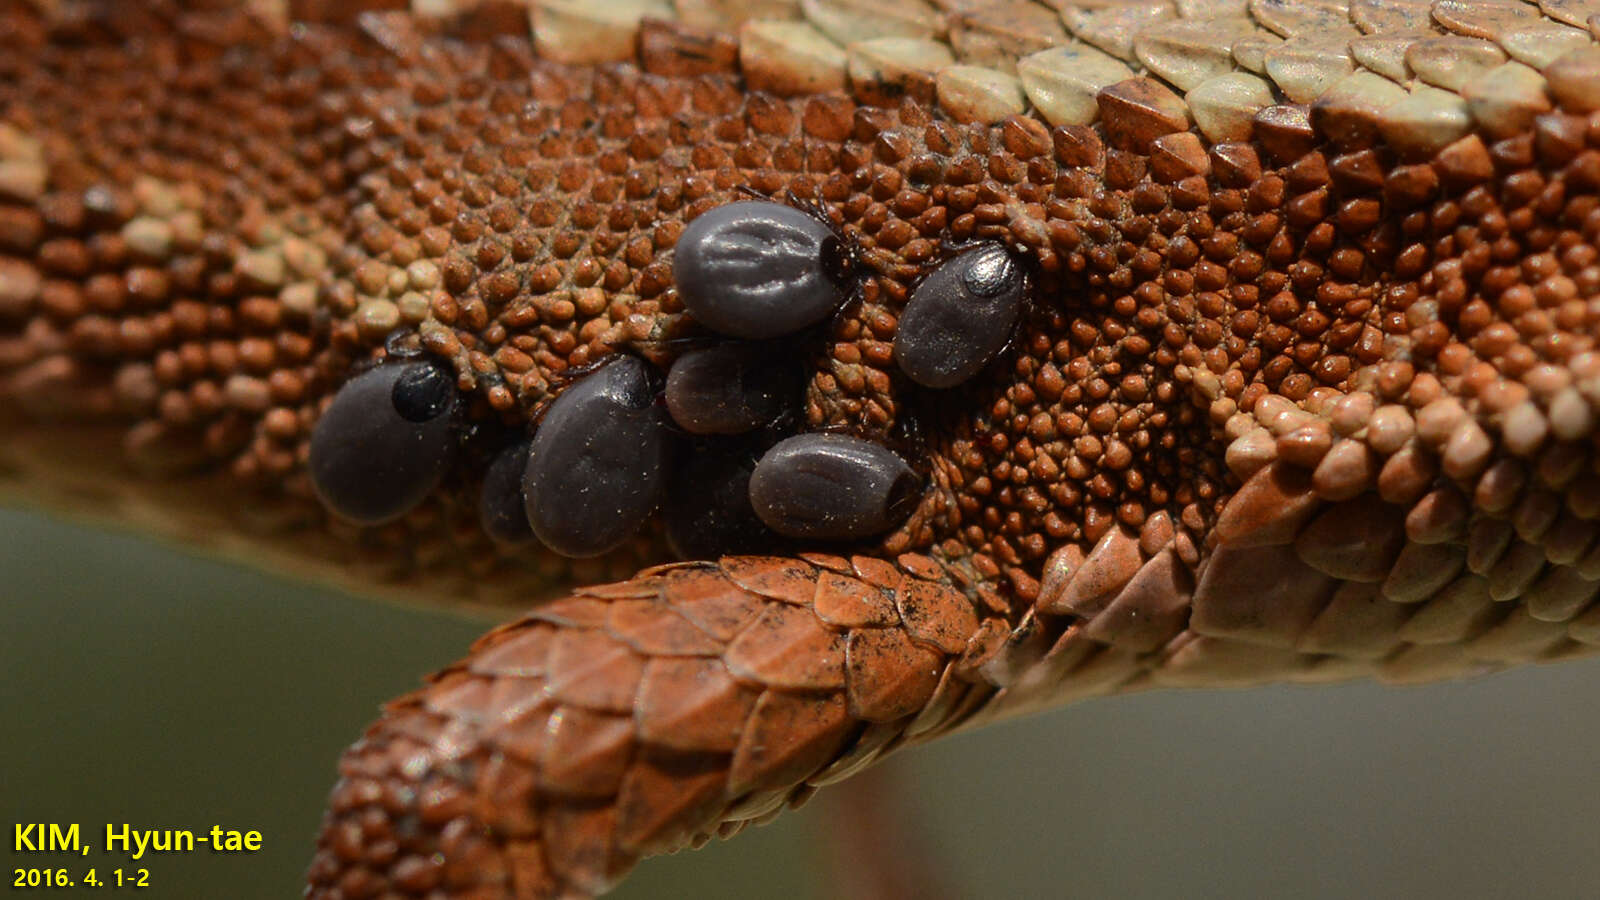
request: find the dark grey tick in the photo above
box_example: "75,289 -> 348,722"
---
664,440 -> 781,560
521,355 -> 668,558
665,343 -> 798,435
672,200 -> 847,340
308,359 -> 457,525
748,433 -> 920,540
893,243 -> 1025,388
479,439 -> 534,545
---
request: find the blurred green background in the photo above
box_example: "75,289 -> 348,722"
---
3,506 -> 1599,899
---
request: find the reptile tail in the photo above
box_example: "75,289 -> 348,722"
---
306,553 -> 1007,898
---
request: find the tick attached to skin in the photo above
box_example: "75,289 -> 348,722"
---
478,437 -> 535,546
664,437 -> 779,559
307,359 -> 458,525
664,342 -> 798,436
749,433 -> 922,540
521,355 -> 668,559
672,200 -> 851,340
894,243 -> 1027,389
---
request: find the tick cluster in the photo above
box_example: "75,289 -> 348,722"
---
308,200 -> 1026,559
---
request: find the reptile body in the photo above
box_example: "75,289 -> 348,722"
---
2,0 -> 1599,896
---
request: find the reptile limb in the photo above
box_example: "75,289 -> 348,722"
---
2,0 -> 1599,897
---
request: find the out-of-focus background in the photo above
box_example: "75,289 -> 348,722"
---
3,506 -> 1598,900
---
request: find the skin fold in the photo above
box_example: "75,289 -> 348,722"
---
2,1 -> 1598,897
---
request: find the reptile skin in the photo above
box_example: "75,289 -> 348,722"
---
4,0 -> 1600,896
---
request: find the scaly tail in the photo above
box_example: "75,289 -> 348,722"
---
308,553 -> 1009,898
